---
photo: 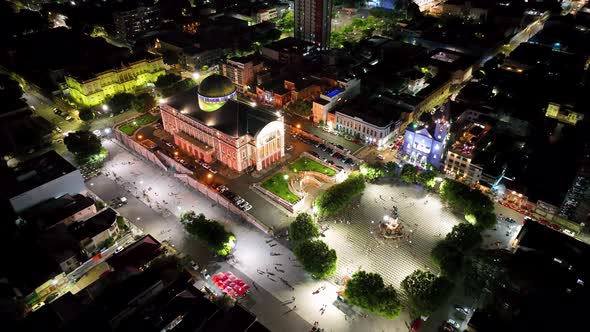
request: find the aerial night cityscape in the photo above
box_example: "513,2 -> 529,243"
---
1,0 -> 589,331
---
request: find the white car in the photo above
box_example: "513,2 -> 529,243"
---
115,246 -> 124,253
447,319 -> 460,329
209,168 -> 217,174
190,260 -> 199,271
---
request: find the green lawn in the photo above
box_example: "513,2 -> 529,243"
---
261,173 -> 300,204
289,157 -> 337,177
119,114 -> 159,136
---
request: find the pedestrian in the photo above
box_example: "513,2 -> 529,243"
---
293,305 -> 297,310
292,296 -> 296,301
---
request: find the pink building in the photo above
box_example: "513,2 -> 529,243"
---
160,75 -> 285,172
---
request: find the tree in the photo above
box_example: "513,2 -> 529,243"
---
314,172 -> 365,217
79,108 -> 95,121
105,93 -> 134,114
180,211 -> 236,257
276,11 -> 294,35
64,130 -> 104,161
344,271 -> 402,319
286,100 -> 312,116
294,240 -> 337,279
0,74 -> 24,112
446,223 -> 482,251
385,161 -> 399,176
360,162 -> 385,181
401,270 -> 453,317
431,240 -> 463,278
155,73 -> 182,89
416,170 -> 436,188
289,213 -> 320,242
130,93 -> 156,113
400,164 -> 419,183
473,210 -> 497,229
440,180 -> 495,221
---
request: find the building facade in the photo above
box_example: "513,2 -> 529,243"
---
160,75 -> 285,172
64,58 -> 165,107
402,120 -> 450,169
443,122 -> 491,184
222,56 -> 264,93
113,6 -> 161,42
294,0 -> 332,50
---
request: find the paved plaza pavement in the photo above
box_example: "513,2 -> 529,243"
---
320,181 -> 463,289
92,139 -> 413,332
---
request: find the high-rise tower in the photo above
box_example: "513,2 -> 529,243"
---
294,0 -> 333,50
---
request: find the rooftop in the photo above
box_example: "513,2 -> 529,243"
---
21,194 -> 95,230
165,87 -> 279,137
336,96 -> 405,128
2,150 -> 78,198
450,122 -> 492,157
262,37 -> 309,54
68,208 -> 118,241
107,234 -> 161,272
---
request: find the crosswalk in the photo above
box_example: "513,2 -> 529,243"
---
322,181 -> 461,288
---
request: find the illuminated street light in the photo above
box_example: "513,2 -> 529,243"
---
139,180 -> 144,184
250,101 -> 257,107
283,174 -> 289,180
296,124 -> 301,129
51,279 -> 58,285
103,128 -> 111,134
174,151 -> 179,156
102,104 -> 109,111
158,98 -> 166,104
275,111 -> 281,117
207,173 -> 213,179
137,134 -> 143,140
192,72 -> 200,80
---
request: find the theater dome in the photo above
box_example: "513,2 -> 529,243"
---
197,74 -> 237,112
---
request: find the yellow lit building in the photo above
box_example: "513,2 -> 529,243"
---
64,57 -> 166,107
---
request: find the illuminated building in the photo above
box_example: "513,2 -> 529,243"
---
113,6 -> 161,42
222,55 -> 265,93
160,75 -> 285,172
64,57 -> 165,107
444,122 -> 491,183
294,0 -> 333,50
402,120 -> 449,169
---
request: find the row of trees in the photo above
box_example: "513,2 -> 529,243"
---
180,211 -> 236,257
313,172 -> 366,217
359,161 -> 399,181
342,268 -> 452,319
440,180 -> 496,229
155,73 -> 197,97
400,164 -> 437,188
289,213 -> 337,279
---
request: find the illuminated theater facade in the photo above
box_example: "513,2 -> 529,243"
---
160,74 -> 284,172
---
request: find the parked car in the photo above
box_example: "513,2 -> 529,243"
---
115,246 -> 124,253
446,319 -> 460,329
190,260 -> 199,271
308,151 -> 319,158
286,145 -> 294,152
55,126 -> 63,133
454,305 -> 470,315
209,168 -> 218,174
325,148 -> 334,154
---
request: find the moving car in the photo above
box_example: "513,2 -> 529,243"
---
209,168 -> 217,174
454,305 -> 470,315
411,318 -> 423,331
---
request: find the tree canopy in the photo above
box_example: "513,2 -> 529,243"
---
416,170 -> 436,188
400,164 -> 419,183
294,239 -> 337,279
0,74 -> 25,112
344,271 -> 402,319
360,162 -> 386,181
286,100 -> 312,116
155,73 -> 182,89
401,270 -> 453,317
180,211 -> 235,257
105,93 -> 134,114
289,213 -> 320,242
130,93 -> 156,113
64,130 -> 104,162
440,180 -> 496,229
431,223 -> 483,278
314,172 -> 365,217
79,108 -> 95,121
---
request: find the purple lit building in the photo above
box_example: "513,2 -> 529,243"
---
402,120 -> 450,169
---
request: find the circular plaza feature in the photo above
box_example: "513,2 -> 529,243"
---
197,74 -> 237,112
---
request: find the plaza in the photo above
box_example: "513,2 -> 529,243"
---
321,181 -> 462,288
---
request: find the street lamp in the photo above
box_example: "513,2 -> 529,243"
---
158,98 -> 166,104
137,134 -> 143,140
102,104 -> 109,111
192,72 -> 200,80
174,151 -> 179,156
250,101 -> 257,107
296,124 -> 301,129
207,173 -> 213,179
